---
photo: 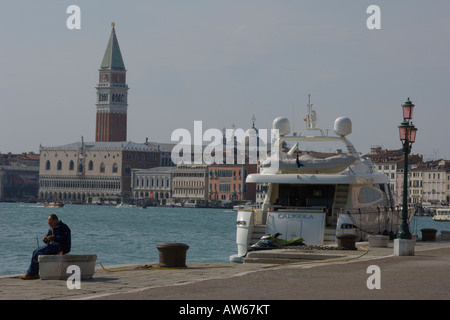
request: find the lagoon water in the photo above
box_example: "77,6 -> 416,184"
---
1,202 -> 448,276
0,202 -> 237,276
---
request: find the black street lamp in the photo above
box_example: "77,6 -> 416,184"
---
397,98 -> 418,239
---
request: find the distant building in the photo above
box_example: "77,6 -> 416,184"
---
0,152 -> 40,201
409,165 -> 424,205
1,152 -> 40,167
208,164 -> 257,202
0,166 -> 39,201
145,141 -> 177,167
363,147 -> 423,204
172,164 -> 209,204
421,160 -> 450,205
131,166 -> 175,204
38,141 -> 159,203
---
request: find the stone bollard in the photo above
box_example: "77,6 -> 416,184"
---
368,235 -> 389,247
421,228 -> 437,241
157,243 -> 189,268
336,234 -> 357,250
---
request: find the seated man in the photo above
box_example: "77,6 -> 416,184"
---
20,214 -> 71,280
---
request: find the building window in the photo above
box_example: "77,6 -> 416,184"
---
219,181 -> 231,192
57,161 -> 62,170
100,163 -> 105,173
88,161 -> 94,171
112,163 -> 118,173
45,160 -> 51,170
69,160 -> 74,171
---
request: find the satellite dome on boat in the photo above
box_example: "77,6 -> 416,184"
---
334,117 -> 352,137
272,117 -> 290,136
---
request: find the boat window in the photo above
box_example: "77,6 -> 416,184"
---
278,184 -> 335,208
358,187 -> 382,203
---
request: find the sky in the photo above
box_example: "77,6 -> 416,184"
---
1,0 -> 449,160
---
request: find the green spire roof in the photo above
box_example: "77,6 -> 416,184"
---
100,23 -> 125,70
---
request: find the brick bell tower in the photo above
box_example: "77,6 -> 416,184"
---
95,22 -> 129,142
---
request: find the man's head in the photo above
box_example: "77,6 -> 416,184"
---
47,214 -> 59,228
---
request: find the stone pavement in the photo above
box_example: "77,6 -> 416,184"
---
1,240 -> 450,301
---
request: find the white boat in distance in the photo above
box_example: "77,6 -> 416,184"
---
433,208 -> 450,221
230,96 -> 412,262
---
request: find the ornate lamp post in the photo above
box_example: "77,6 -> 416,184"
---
397,98 -> 418,239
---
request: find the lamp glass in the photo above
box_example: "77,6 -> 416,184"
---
402,100 -> 415,120
409,126 -> 417,143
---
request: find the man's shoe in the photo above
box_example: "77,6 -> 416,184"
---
19,273 -> 40,280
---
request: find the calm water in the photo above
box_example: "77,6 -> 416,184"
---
1,203 -> 448,276
0,203 -> 237,276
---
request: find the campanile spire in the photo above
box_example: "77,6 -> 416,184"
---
95,23 -> 129,142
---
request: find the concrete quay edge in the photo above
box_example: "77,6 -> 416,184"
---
1,239 -> 450,300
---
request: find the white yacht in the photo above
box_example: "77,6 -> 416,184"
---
230,98 -> 411,262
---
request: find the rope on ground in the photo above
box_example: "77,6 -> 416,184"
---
96,246 -> 370,273
95,261 -> 236,272
260,245 -> 370,269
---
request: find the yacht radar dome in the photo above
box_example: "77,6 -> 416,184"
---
273,117 -> 290,136
334,117 -> 352,137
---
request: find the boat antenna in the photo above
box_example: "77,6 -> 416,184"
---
292,101 -> 295,134
300,94 -> 324,136
306,94 -> 316,129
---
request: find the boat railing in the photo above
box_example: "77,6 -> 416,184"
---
237,204 -> 262,211
338,206 -> 416,219
239,204 -> 331,213
269,205 -> 328,213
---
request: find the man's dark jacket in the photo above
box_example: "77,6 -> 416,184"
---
46,221 -> 71,254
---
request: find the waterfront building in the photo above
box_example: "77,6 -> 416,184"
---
447,163 -> 450,205
0,152 -> 40,201
1,152 -> 40,167
409,165 -> 424,205
364,146 -> 423,204
38,141 -> 159,203
396,160 -> 450,207
421,160 -> 449,205
0,167 -> 39,201
172,164 -> 209,204
95,23 -> 129,142
131,166 -> 175,205
208,164 -> 257,202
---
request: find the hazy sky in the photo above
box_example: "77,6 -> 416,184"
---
1,1 -> 449,160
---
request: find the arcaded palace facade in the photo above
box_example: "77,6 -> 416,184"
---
38,141 -> 159,203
